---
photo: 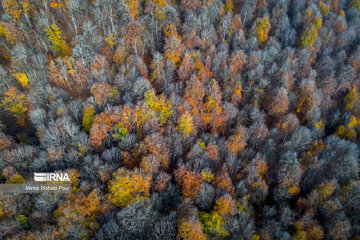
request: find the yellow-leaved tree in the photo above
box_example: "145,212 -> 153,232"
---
82,105 -> 95,131
108,168 -> 151,207
344,87 -> 358,111
1,88 -> 28,126
3,0 -> 22,19
45,24 -> 71,56
13,73 -> 29,88
125,0 -> 140,19
255,17 -> 271,44
177,111 -> 194,137
144,90 -> 172,125
177,217 -> 207,240
350,0 -> 360,10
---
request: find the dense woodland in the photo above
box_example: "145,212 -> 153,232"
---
0,0 -> 360,239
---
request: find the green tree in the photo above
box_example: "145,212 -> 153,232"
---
300,26 -> 318,48
349,0 -> 360,10
82,105 -> 95,131
112,123 -> 128,141
198,211 -> 229,239
17,215 -> 29,229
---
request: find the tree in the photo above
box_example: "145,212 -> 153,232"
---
344,87 -> 358,111
231,83 -> 242,105
132,133 -> 170,171
0,21 -> 24,44
113,45 -> 128,65
293,216 -> 324,240
3,0 -> 22,19
334,125 -> 356,140
227,125 -> 248,155
108,168 -> 151,208
349,0 -> 360,10
124,0 -> 140,19
144,90 -> 172,125
123,21 -> 143,53
150,52 -> 165,85
177,111 -> 195,137
300,26 -> 318,48
90,83 -> 118,106
1,87 -> 28,126
254,17 -> 271,44
177,216 -> 206,240
116,200 -> 157,238
278,152 -> 302,196
0,133 -> 12,151
112,123 -> 128,141
175,166 -> 203,198
90,110 -> 120,149
295,80 -> 317,122
153,172 -> 171,192
45,24 -> 71,56
266,87 -> 289,117
4,172 -> 26,183
246,154 -> 269,200
214,167 -> 235,196
201,80 -> 226,133
82,105 -> 95,131
201,169 -> 214,183
164,24 -> 182,65
320,136 -> 359,183
206,142 -> 219,161
299,15 -> 322,49
151,214 -> 178,240
318,2 -> 330,16
185,76 -> 205,116
54,189 -> 101,239
198,211 -> 229,239
214,194 -> 236,218
229,51 -> 247,79
13,73 -> 29,89
180,0 -> 201,11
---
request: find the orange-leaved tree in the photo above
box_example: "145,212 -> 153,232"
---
177,216 -> 207,240
54,189 -> 101,239
90,110 -> 120,149
214,194 -> 236,218
90,83 -> 118,106
175,166 -> 202,198
227,125 -> 248,155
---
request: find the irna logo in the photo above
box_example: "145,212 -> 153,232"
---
34,172 -> 70,182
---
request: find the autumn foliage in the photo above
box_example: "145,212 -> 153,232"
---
1,88 -> 28,126
255,17 -> 271,44
107,168 -> 151,207
0,0 -> 360,239
175,166 -> 202,198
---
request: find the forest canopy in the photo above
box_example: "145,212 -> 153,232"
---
0,0 -> 360,239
